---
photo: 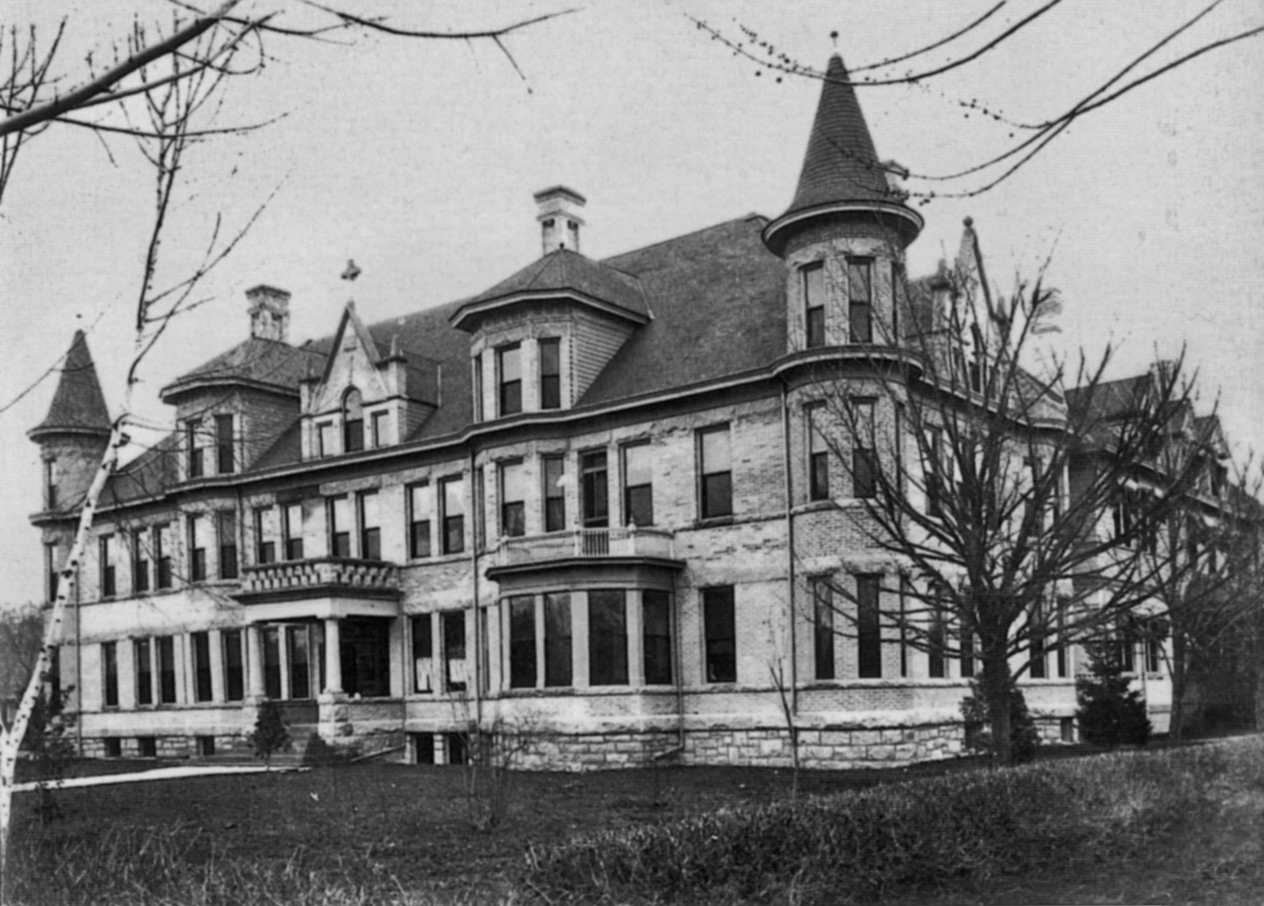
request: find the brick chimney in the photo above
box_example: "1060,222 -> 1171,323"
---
247,285 -> 291,343
534,186 -> 586,256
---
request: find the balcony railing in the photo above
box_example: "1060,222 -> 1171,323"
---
240,556 -> 399,596
495,527 -> 676,566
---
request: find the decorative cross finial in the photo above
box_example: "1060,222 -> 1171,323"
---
341,259 -> 361,282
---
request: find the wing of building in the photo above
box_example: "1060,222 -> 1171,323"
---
29,54 -> 1252,766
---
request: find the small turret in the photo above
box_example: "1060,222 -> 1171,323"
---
29,331 -> 112,513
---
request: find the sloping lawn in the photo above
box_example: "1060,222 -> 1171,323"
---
6,737 -> 1262,905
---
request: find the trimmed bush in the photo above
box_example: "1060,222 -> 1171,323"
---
1076,644 -> 1151,747
960,674 -> 1040,764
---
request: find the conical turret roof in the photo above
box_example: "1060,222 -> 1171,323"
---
29,330 -> 112,440
763,54 -> 921,255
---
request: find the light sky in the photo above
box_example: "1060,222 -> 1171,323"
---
1,0 -> 1261,606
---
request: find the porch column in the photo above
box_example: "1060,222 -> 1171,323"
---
246,625 -> 266,700
324,617 -> 344,694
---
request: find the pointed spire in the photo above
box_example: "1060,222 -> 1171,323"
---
763,54 -> 921,255
788,54 -> 889,213
29,330 -> 111,440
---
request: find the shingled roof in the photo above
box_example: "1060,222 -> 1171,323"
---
161,337 -> 326,401
784,54 -> 892,214
29,330 -> 111,439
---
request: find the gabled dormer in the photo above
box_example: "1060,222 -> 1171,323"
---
450,188 -> 650,421
300,302 -> 439,459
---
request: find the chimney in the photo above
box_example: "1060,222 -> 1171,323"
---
246,285 -> 291,343
533,186 -> 586,256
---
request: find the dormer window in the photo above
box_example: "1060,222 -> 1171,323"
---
540,338 -> 561,410
847,258 -> 873,343
215,414 -> 235,474
186,421 -> 203,479
318,422 -> 334,458
371,410 -> 389,448
803,263 -> 825,348
498,344 -> 522,417
343,389 -> 364,453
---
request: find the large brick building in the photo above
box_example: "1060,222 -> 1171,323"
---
30,55 -> 1228,767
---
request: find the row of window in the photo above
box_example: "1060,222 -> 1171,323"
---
100,631 -> 243,709
474,338 -> 562,421
802,258 -> 902,349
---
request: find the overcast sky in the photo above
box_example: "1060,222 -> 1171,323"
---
1,0 -> 1261,605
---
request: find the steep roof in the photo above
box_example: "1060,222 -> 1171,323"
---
583,216 -> 785,403
161,336 -> 325,401
452,248 -> 649,329
784,54 -> 892,214
30,330 -> 112,439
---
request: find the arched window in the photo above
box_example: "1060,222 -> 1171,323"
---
343,388 -> 364,453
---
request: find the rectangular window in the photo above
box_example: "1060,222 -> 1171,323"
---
852,401 -> 876,499
223,630 -> 244,702
283,502 -> 304,561
928,615 -> 946,679
808,404 -> 829,501
581,451 -> 609,528
132,532 -> 150,593
318,422 -> 334,458
440,477 -> 465,555
703,586 -> 737,683
848,258 -> 873,343
192,632 -> 213,703
443,611 -> 466,692
412,615 -> 433,693
217,511 -> 238,579
154,525 -> 172,590
540,338 -> 561,410
371,410 -> 389,448
254,507 -> 276,565
1029,603 -> 1047,679
500,461 -> 526,538
1056,601 -> 1068,678
475,467 -> 486,551
104,738 -> 122,758
215,414 -> 235,474
498,344 -> 522,416
343,393 -> 364,453
187,422 -> 203,479
44,459 -> 58,509
157,636 -> 176,703
544,593 -> 572,687
509,596 -> 536,689
328,496 -> 351,558
699,426 -> 733,519
103,641 -> 119,708
263,627 -> 282,699
891,261 -> 902,340
288,626 -> 311,700
46,543 -> 58,602
413,732 -> 436,764
408,482 -> 433,558
622,443 -> 654,526
543,456 -> 566,532
138,737 -> 157,758
588,590 -> 628,686
99,535 -> 116,598
898,578 -> 910,678
1145,621 -> 1162,673
924,427 -> 944,517
857,574 -> 882,679
473,355 -> 484,422
643,590 -> 673,685
358,491 -> 381,559
803,262 -> 825,348
961,628 -> 976,679
812,579 -> 835,681
134,639 -> 152,706
188,516 -> 207,581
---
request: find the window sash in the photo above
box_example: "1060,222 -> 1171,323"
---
358,491 -> 381,560
99,536 -> 116,597
157,636 -> 177,703
545,593 -> 573,687
102,642 -> 119,707
134,640 -> 152,706
540,338 -> 561,410
588,590 -> 628,686
187,422 -> 203,478
857,575 -> 882,679
215,415 -> 234,474
813,581 -> 835,681
703,587 -> 736,683
622,444 -> 653,526
498,345 -> 522,416
443,611 -> 466,692
412,616 -> 434,693
500,462 -> 526,538
581,452 -> 608,528
699,427 -> 733,519
409,483 -> 434,558
543,456 -> 566,532
509,596 -> 536,689
329,497 -> 351,558
643,591 -> 673,685
803,263 -> 825,348
192,632 -> 213,703
223,630 -> 244,701
154,526 -> 173,590
217,511 -> 238,579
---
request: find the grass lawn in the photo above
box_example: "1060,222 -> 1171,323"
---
7,737 -> 1263,904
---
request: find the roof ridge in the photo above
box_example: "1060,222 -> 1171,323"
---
602,213 -> 768,266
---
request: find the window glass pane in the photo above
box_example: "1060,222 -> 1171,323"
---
103,642 -> 119,707
193,632 -> 213,702
223,630 -> 244,701
288,627 -> 311,699
443,611 -> 467,692
703,587 -> 736,683
701,427 -> 731,472
848,260 -> 872,301
412,615 -> 433,693
329,497 -> 351,558
218,511 -> 238,579
410,483 -> 433,558
544,456 -> 566,532
157,636 -> 177,703
134,640 -> 152,705
857,575 -> 882,678
499,345 -> 521,382
443,478 -> 465,516
814,581 -> 834,680
540,339 -> 561,410
360,492 -> 381,559
643,591 -> 672,685
509,596 -> 536,689
588,590 -> 628,686
581,452 -> 608,527
623,444 -> 653,526
544,593 -> 572,687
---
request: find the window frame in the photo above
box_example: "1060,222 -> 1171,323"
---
622,442 -> 654,527
580,450 -> 609,529
856,574 -> 882,679
847,257 -> 874,343
102,641 -> 119,708
222,629 -> 244,701
358,490 -> 381,560
803,261 -> 826,348
812,578 -> 835,681
588,589 -> 628,687
852,399 -> 877,500
282,502 -> 304,561
154,524 -> 173,590
132,531 -> 150,593
539,337 -> 561,410
217,510 -> 238,580
702,586 -> 737,683
186,420 -> 203,479
439,476 -> 465,555
408,482 -> 433,559
807,404 -> 830,502
642,590 -> 673,686
508,595 -> 536,689
499,460 -> 526,539
99,534 -> 116,598
188,515 -> 208,581
134,639 -> 152,706
254,507 -> 276,565
343,388 -> 365,453
698,425 -> 733,520
328,495 -> 352,558
542,455 -> 566,533
544,592 -> 573,687
497,343 -> 523,417
370,410 -> 389,449
192,631 -> 214,703
215,414 -> 235,474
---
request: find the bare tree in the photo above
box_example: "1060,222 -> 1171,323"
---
805,219 -> 1209,764
0,3 -> 568,885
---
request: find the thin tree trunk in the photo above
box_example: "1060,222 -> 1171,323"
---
982,645 -> 1014,765
1168,631 -> 1188,741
